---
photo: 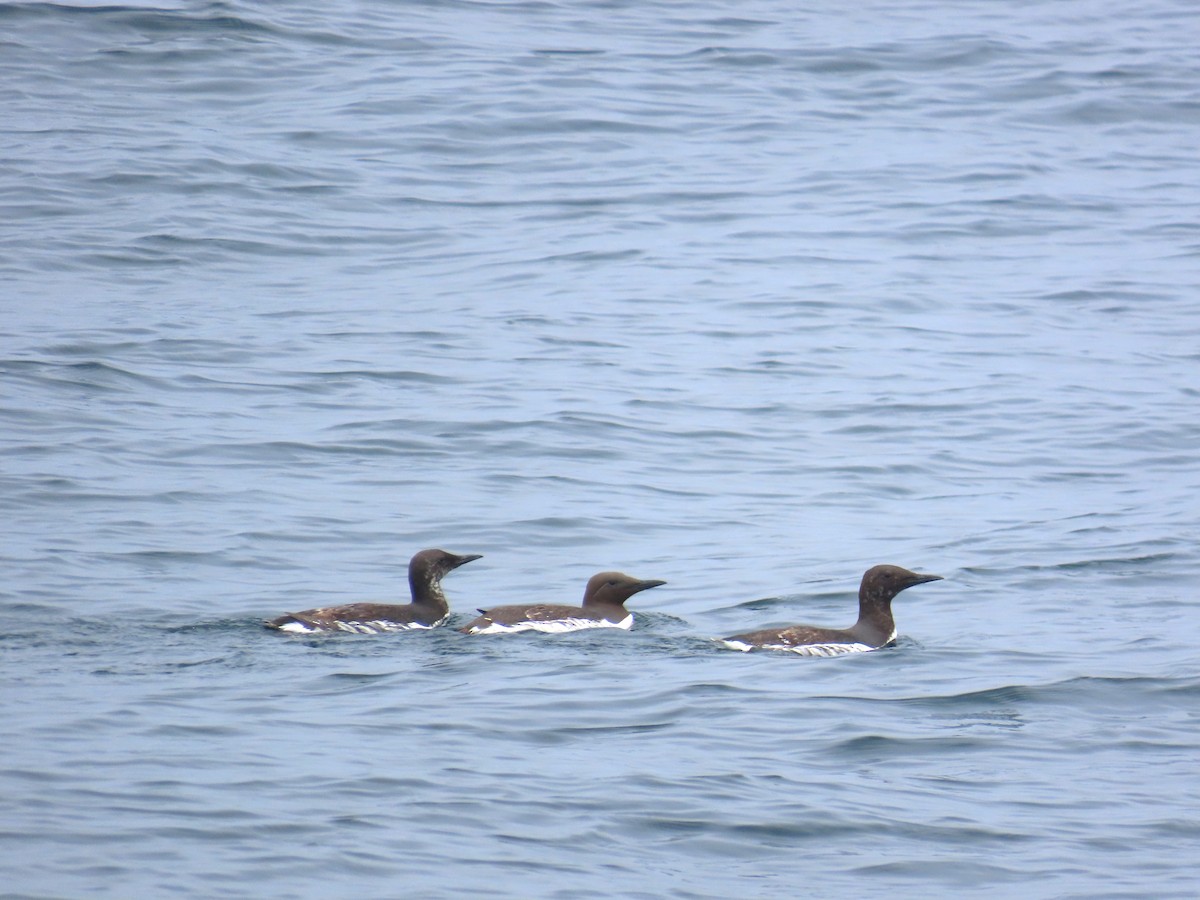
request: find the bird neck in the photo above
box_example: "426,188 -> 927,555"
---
410,575 -> 449,611
854,590 -> 895,644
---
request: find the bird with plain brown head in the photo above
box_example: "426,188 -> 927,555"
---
460,570 -> 665,635
720,564 -> 942,656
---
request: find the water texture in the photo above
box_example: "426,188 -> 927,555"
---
2,1 -> 1199,897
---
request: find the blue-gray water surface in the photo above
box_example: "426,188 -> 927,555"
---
3,1 -> 1200,897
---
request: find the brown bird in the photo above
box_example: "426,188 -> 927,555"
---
460,570 -> 665,634
720,564 -> 942,656
265,548 -> 481,634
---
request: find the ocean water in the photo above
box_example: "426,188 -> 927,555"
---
3,0 -> 1200,897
